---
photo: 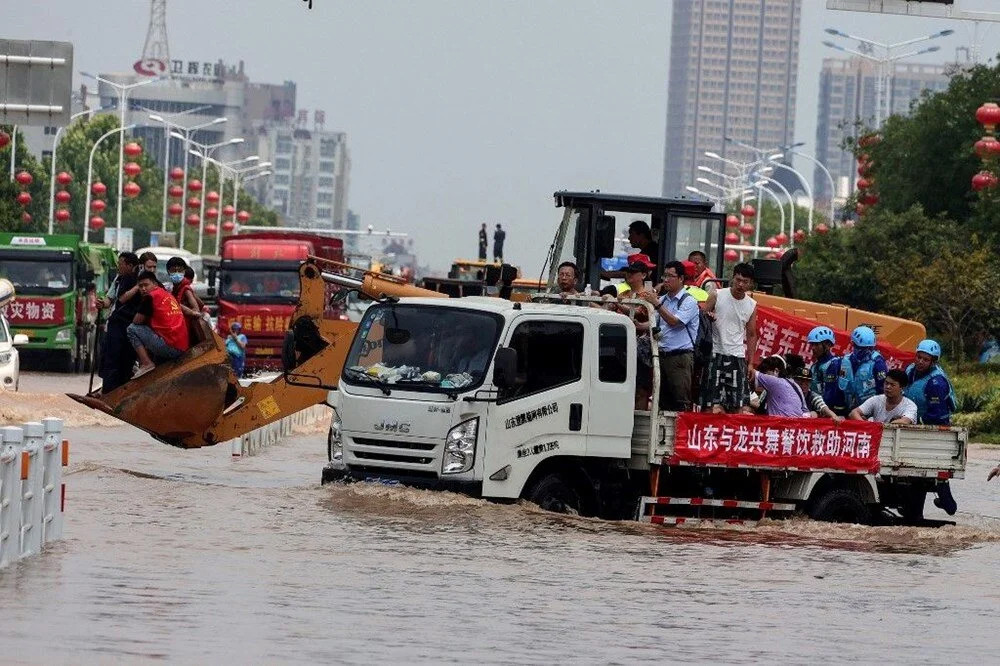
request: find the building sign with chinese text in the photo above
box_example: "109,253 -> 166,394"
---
672,412 -> 883,474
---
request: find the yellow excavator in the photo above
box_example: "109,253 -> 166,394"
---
69,191 -> 923,448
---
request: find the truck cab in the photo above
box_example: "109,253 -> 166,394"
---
326,297 -> 636,505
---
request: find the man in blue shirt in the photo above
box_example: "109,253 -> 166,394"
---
643,260 -> 699,411
827,326 -> 888,415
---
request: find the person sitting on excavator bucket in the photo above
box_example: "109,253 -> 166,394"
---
127,271 -> 191,379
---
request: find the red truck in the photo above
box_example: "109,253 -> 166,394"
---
216,231 -> 346,371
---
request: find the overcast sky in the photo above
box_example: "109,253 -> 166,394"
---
8,0 -> 1000,273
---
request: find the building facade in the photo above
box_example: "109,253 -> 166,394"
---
252,112 -> 351,229
814,57 -> 949,201
662,0 -> 802,198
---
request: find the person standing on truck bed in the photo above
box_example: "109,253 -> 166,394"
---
127,271 -> 190,379
493,223 -> 506,263
617,259 -> 654,409
687,250 -> 717,296
478,223 -> 488,261
848,369 -> 917,425
830,326 -> 888,414
98,251 -> 141,394
643,261 -> 699,411
703,262 -> 758,414
807,326 -> 841,411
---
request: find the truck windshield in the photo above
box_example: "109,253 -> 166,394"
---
219,269 -> 300,304
343,304 -> 503,394
0,257 -> 73,294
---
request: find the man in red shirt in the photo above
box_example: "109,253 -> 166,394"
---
127,271 -> 191,378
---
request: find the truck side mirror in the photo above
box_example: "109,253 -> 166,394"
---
493,347 -> 520,389
13,334 -> 28,345
595,214 -> 616,258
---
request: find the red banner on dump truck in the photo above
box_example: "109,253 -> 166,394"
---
672,412 -> 883,473
755,305 -> 915,370
0,297 -> 65,325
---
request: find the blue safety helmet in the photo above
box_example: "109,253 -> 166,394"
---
851,326 -> 876,348
916,338 -> 941,358
807,326 -> 835,344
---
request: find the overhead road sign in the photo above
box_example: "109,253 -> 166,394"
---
0,39 -> 73,126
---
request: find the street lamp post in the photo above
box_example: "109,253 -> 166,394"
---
163,116 -> 227,248
186,138 -> 245,254
84,124 -> 137,243
48,107 -> 102,233
822,28 -> 953,128
80,72 -> 163,242
782,142 -> 836,224
140,106 -> 211,233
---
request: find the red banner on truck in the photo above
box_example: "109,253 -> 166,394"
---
0,297 -> 65,325
672,412 -> 883,473
755,305 -> 915,370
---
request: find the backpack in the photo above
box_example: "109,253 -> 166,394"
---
676,292 -> 713,364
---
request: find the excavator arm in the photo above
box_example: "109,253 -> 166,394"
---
67,258 -> 445,449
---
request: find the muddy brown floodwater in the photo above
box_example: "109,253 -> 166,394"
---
1,372 -> 999,663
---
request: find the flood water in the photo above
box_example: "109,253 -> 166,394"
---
1,375 -> 1000,663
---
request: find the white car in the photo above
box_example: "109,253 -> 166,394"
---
0,313 -> 27,392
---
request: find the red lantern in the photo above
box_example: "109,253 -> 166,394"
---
775,232 -> 788,245
15,171 -> 33,187
90,216 -> 105,231
976,102 -> 1000,133
741,205 -> 756,218
187,179 -> 202,193
204,223 -> 218,235
739,222 -> 754,237
222,204 -> 236,217
861,192 -> 879,206
92,181 -> 107,197
856,178 -> 872,190
237,210 -> 250,223
123,181 -> 141,198
168,185 -> 184,199
91,199 -> 107,213
56,171 -> 72,186
725,214 -> 740,229
793,229 -> 806,243
815,223 -> 830,235
168,203 -> 183,217
186,197 -> 201,210
974,136 -> 999,158
222,220 -> 235,232
723,249 -> 739,263
55,190 -> 71,204
124,142 -> 142,158
765,236 -> 779,248
857,153 -> 870,164
724,232 -> 740,244
55,208 -> 71,223
972,170 -> 997,191
123,161 -> 142,178
205,207 -> 219,220
21,212 -> 32,224
0,130 -> 9,149
206,190 -> 220,204
169,167 -> 185,181
16,191 -> 32,207
185,214 -> 201,227
857,162 -> 872,177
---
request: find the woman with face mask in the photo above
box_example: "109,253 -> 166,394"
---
165,256 -> 204,318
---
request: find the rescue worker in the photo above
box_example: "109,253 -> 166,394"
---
832,326 -> 888,414
904,339 -> 956,426
687,250 -> 717,294
807,326 -> 841,410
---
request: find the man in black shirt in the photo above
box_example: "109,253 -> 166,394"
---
478,223 -> 488,260
493,224 -> 506,262
99,252 -> 141,394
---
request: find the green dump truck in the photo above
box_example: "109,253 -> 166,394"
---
0,233 -> 117,372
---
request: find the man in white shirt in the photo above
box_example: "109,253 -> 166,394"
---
849,369 -> 918,424
703,262 -> 758,413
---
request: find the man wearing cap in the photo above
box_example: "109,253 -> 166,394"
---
642,260 -> 699,411
617,260 -> 654,408
616,256 -> 655,298
904,339 -> 956,426
832,325 -> 888,414
807,326 -> 842,412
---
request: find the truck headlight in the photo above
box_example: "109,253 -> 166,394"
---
328,409 -> 343,463
55,328 -> 72,343
442,417 -> 478,475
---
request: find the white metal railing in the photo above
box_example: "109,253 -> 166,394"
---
230,405 -> 330,457
0,418 -> 66,568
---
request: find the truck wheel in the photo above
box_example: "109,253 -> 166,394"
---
61,348 -> 76,373
808,488 -> 871,524
526,473 -> 584,515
